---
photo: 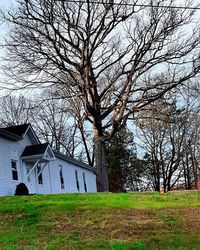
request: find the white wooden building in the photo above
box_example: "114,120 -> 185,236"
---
0,124 -> 97,196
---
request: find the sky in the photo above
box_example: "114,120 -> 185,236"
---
0,0 -> 200,11
0,0 -> 15,7
0,0 -> 17,95
0,0 -> 16,15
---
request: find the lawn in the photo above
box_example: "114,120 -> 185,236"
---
0,191 -> 200,249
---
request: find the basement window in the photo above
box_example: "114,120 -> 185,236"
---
59,165 -> 65,189
11,160 -> 18,181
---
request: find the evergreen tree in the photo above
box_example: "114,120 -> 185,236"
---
106,128 -> 144,192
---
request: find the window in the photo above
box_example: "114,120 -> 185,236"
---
26,164 -> 31,182
83,172 -> 87,193
26,163 -> 33,182
11,160 -> 18,181
75,170 -> 80,192
0,152 -> 2,178
59,165 -> 65,189
37,164 -> 43,185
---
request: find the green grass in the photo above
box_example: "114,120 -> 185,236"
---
0,191 -> 200,249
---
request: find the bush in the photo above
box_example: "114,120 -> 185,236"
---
15,183 -> 29,195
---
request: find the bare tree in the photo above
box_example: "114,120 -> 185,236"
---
1,0 -> 200,191
0,93 -> 88,160
181,112 -> 200,190
179,86 -> 200,190
49,86 -> 94,164
137,96 -> 189,192
66,97 -> 94,166
32,91 -> 81,157
0,95 -> 33,126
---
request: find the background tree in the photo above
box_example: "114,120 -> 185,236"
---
137,96 -> 188,192
0,93 -> 91,161
32,90 -> 82,157
0,95 -> 33,126
106,128 -> 139,192
64,95 -> 94,166
1,0 -> 199,191
136,88 -> 200,192
179,86 -> 200,190
181,111 -> 200,190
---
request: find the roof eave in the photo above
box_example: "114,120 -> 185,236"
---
54,151 -> 96,173
21,154 -> 44,161
0,129 -> 23,141
25,125 -> 41,145
44,145 -> 56,159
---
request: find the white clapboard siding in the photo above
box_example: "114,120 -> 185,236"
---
0,138 -> 21,196
0,125 -> 97,196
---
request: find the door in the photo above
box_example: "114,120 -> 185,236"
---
24,163 -> 37,194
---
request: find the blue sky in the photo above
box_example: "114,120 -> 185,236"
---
0,0 -> 16,12
0,0 -> 16,7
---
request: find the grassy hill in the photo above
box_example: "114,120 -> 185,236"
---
0,192 -> 200,250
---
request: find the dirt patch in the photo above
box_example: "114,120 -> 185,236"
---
52,208 -> 168,240
177,207 -> 200,233
157,207 -> 200,235
52,207 -> 200,241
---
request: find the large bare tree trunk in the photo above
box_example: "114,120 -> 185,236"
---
93,128 -> 109,192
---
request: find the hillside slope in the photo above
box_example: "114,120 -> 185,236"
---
0,192 -> 200,249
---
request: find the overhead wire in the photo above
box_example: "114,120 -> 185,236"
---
55,0 -> 200,11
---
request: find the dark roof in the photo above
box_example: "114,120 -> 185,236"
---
0,124 -> 40,144
2,124 -> 30,137
21,143 -> 49,157
54,151 -> 95,173
0,128 -> 22,141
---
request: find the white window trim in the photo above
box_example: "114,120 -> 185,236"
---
11,160 -> 18,181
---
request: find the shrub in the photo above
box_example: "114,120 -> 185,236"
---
15,183 -> 29,195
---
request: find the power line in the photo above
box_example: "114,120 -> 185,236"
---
56,0 -> 200,11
